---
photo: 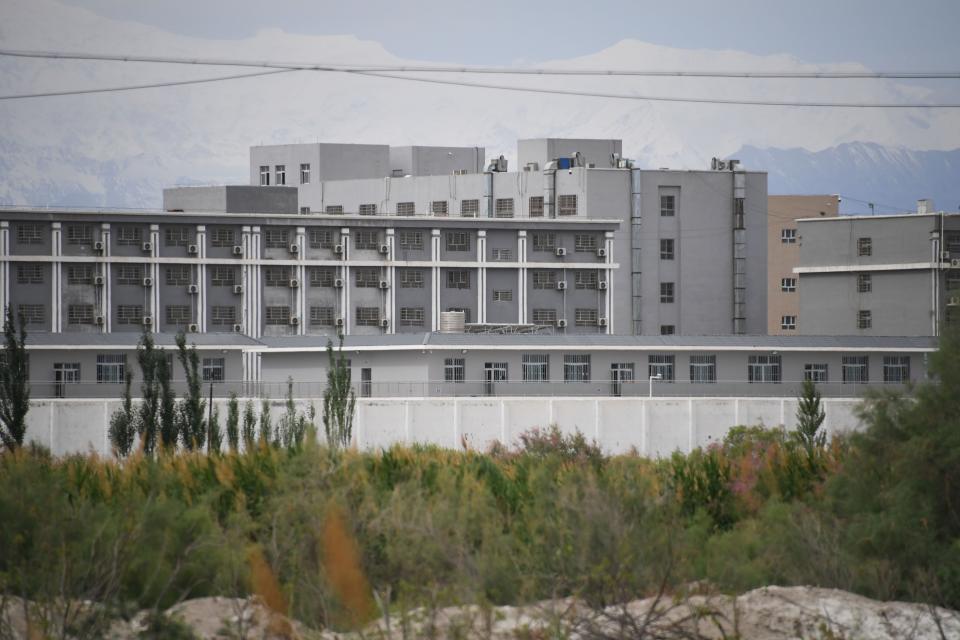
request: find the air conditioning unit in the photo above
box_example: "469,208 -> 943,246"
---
94,315 -> 104,326
555,247 -> 567,257
335,317 -> 345,327
93,275 -> 104,286
378,244 -> 389,254
288,278 -> 300,288
141,316 -> 153,326
952,258 -> 960,268
596,247 -> 607,258
556,319 -> 567,328
187,244 -> 199,255
333,278 -> 344,289
941,251 -> 952,261
598,317 -> 608,327
232,324 -> 243,332
232,284 -> 243,294
142,277 -> 153,287
93,241 -> 105,252
187,323 -> 199,333
289,316 -> 300,326
378,280 -> 389,289
289,244 -> 299,254
334,244 -> 344,254
232,245 -> 243,256
599,281 -> 608,291
380,318 -> 389,328
141,241 -> 152,252
188,284 -> 199,294
556,281 -> 567,290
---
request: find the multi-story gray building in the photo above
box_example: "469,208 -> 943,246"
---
796,204 -> 960,336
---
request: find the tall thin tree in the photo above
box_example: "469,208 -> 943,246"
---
0,306 -> 30,451
322,335 -> 355,450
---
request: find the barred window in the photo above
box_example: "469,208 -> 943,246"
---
16,223 -> 43,245
947,233 -> 960,254
492,248 -> 512,261
16,264 -> 43,284
355,307 -> 380,326
781,228 -> 797,244
166,265 -> 191,286
522,354 -> 549,381
210,228 -> 236,247
325,205 -> 344,214
310,267 -> 336,287
263,266 -> 291,287
355,268 -> 380,288
781,315 -> 797,330
575,234 -> 597,252
689,355 -> 716,383
66,224 -> 93,245
492,290 -> 513,302
531,309 -> 557,325
445,270 -> 471,289
747,355 -> 781,383
117,305 -> 143,325
660,325 -> 675,335
117,226 -> 142,245
857,273 -> 872,293
494,198 -> 514,218
431,201 -> 449,217
96,354 -> 126,383
210,267 -> 236,286
358,203 -> 377,216
660,282 -> 675,303
660,195 -> 675,217
460,199 -> 479,217
165,227 -> 191,247
355,230 -> 378,250
116,264 -> 144,285
309,228 -> 334,249
557,194 -> 577,216
67,264 -> 94,285
529,196 -> 544,218
660,239 -> 675,260
842,356 -> 869,383
264,228 -> 289,249
575,308 -> 598,326
165,305 -> 191,325
211,306 -> 236,326
947,271 -> 960,291
781,277 -> 797,292
532,271 -> 556,289
310,306 -> 335,326
858,310 -> 872,329
532,233 -> 555,252
396,201 -> 415,216
445,232 -> 470,252
575,270 -> 597,290
804,363 -> 828,383
202,358 -> 225,382
857,237 -> 872,256
399,231 -> 423,250
883,356 -> 910,383
18,304 -> 45,325
649,355 -> 676,382
265,306 -> 290,325
564,355 -> 591,382
400,270 -> 424,288
400,307 -> 424,326
68,304 -> 95,325
444,358 -> 465,382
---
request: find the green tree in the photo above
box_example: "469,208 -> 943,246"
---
135,329 -> 163,454
158,349 -> 178,450
225,392 -> 240,452
795,377 -> 826,456
322,335 -> 355,450
0,306 -> 30,451
175,333 -> 206,450
241,399 -> 257,450
108,370 -> 137,457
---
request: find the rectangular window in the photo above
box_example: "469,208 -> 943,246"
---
354,230 -> 378,250
274,165 -> 286,185
53,363 -> 81,397
842,356 -> 869,383
166,265 -> 191,286
660,239 -> 675,260
660,282 -> 675,303
649,355 -> 675,382
325,205 -> 344,214
264,228 -> 289,249
522,354 -> 549,382
781,315 -> 797,330
68,304 -> 94,325
532,271 -> 556,289
748,355 -> 782,383
16,264 -> 43,284
17,304 -> 44,325
67,264 -> 93,285
660,325 -> 675,335
575,270 -> 598,290
492,289 -> 513,302
310,306 -> 334,326
355,307 -> 380,326
660,195 -> 675,217
947,233 -> 960,254
444,358 -> 465,383
564,354 -> 591,383
211,306 -> 236,326
117,305 -> 143,325
804,363 -> 828,383
259,165 -> 270,186
882,356 -> 910,383
575,308 -> 598,327
358,203 -> 377,216
164,227 -> 191,247
491,248 -> 512,261
781,277 -> 797,292
16,223 -> 43,244
494,198 -> 514,218
396,201 -> 415,216
399,269 -> 424,288
117,226 -> 142,246
529,309 -> 557,327
310,267 -> 336,287
400,307 -> 425,326
263,266 -> 291,287
66,225 -> 93,245
96,354 -> 126,384
115,264 -> 144,285
532,232 -> 555,252
445,270 -> 471,289
857,273 -> 872,293
689,355 -> 716,383
445,231 -> 470,252
265,306 -> 290,325
210,266 -> 235,286
431,201 -> 449,217
781,228 -> 797,244
309,228 -> 334,249
202,358 -> 225,382
165,305 -> 191,325
398,230 -> 423,250
858,237 -> 872,256
460,199 -> 479,217
211,228 -> 236,247
355,268 -> 380,288
575,234 -> 598,252
557,194 -> 577,216
947,271 -> 960,291
300,163 -> 310,184
528,196 -> 544,218
858,310 -> 872,329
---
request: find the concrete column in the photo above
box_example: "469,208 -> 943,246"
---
385,228 -> 395,334
50,223 -> 62,332
149,224 -> 160,333
295,226 -> 306,335
477,230 -> 487,323
196,225 -> 207,332
340,227 -> 351,334
431,229 -> 441,331
517,230 -> 527,324
241,226 -> 251,336
250,226 -> 261,339
100,223 -> 111,333
0,222 -> 8,318
604,231 -> 614,335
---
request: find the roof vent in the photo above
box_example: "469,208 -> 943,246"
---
917,199 -> 934,215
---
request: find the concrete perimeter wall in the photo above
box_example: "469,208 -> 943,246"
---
24,396 -> 864,457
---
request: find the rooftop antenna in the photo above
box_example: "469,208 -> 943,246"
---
868,202 -> 875,215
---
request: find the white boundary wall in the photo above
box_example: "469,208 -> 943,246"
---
23,396 -> 864,457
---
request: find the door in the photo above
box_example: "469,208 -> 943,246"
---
610,363 -> 635,397
484,362 -> 508,396
360,367 -> 372,398
54,363 -> 81,398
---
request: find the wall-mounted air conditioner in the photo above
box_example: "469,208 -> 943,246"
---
380,318 -> 389,328
378,280 -> 389,289
555,247 -> 567,257
142,277 -> 153,287
188,284 -> 199,294
596,247 -> 607,258
288,279 -> 300,288
141,242 -> 152,252
94,315 -> 104,326
334,244 -> 344,254
289,244 -> 299,254
335,317 -> 344,327
333,278 -> 344,289
289,317 -> 300,326
93,275 -> 104,286
556,281 -> 567,290
232,245 -> 243,256
599,281 -> 608,290
233,284 -> 243,294
232,324 -> 243,332
187,244 -> 199,255
378,244 -> 389,254
141,316 -> 153,326
188,323 -> 199,333
556,319 -> 567,328
94,241 -> 105,252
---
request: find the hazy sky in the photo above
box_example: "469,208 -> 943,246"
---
58,0 -> 960,69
